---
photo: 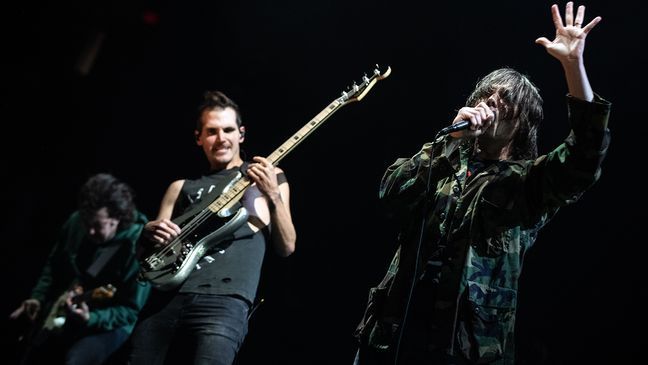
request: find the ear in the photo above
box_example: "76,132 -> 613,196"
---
195,130 -> 202,146
239,126 -> 246,142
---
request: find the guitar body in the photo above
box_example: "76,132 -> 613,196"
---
40,286 -> 83,334
140,206 -> 248,291
140,173 -> 250,291
20,284 -> 116,356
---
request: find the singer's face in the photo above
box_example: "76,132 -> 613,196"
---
196,107 -> 245,170
479,85 -> 519,142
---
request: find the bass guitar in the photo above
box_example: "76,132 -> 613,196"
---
139,65 -> 392,290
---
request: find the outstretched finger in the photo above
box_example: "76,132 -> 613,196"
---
582,16 -> 602,34
551,4 -> 564,30
574,4 -> 585,27
564,2 -> 574,26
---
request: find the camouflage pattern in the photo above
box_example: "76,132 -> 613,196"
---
354,95 -> 611,364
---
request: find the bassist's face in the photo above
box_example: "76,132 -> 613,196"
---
196,107 -> 245,171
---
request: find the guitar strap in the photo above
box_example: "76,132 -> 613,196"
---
85,242 -> 121,278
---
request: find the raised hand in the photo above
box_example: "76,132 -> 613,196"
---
535,2 -> 601,64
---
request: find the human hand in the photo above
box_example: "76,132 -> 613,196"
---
246,157 -> 281,201
449,101 -> 496,138
535,2 -> 601,64
9,299 -> 40,321
143,219 -> 181,246
65,293 -> 90,323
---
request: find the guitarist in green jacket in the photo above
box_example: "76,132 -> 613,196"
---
10,173 -> 151,365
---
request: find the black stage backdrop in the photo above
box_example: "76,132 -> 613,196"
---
1,1 -> 645,364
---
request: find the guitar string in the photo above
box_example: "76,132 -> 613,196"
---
147,181 -> 248,262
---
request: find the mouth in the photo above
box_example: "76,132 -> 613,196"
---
213,145 -> 230,153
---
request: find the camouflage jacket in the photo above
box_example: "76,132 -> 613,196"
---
354,95 -> 611,363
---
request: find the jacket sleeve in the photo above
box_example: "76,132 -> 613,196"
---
379,137 -> 458,215
524,94 -> 611,220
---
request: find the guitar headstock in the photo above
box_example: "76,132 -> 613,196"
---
90,284 -> 117,301
339,65 -> 391,105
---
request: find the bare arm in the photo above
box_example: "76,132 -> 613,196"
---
245,157 -> 296,257
535,2 -> 602,101
142,180 -> 184,245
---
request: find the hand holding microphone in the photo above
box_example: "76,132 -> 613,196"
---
437,102 -> 497,138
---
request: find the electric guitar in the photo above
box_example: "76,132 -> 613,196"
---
17,283 -> 117,355
40,284 -> 116,333
139,65 -> 392,290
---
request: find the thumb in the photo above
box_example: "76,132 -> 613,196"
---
535,37 -> 551,47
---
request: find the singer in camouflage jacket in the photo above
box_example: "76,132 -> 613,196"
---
354,93 -> 610,364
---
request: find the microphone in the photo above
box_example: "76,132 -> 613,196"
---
436,120 -> 470,136
436,111 -> 497,137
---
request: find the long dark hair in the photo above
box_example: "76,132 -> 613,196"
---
466,68 -> 544,160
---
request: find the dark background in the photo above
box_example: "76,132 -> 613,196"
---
1,0 -> 645,364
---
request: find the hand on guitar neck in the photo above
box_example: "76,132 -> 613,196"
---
64,284 -> 117,324
36,284 -> 117,331
64,285 -> 91,323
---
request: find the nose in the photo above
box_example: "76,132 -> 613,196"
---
486,94 -> 498,108
214,129 -> 226,141
486,96 -> 501,119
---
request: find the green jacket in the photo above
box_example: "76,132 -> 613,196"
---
355,95 -> 611,363
31,211 -> 151,334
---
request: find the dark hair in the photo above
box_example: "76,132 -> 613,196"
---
78,173 -> 136,229
466,68 -> 544,160
195,90 -> 243,133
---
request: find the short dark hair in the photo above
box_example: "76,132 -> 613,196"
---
78,173 -> 136,229
196,90 -> 243,132
466,68 -> 544,160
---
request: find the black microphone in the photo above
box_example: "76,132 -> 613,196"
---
436,110 -> 497,138
436,120 -> 470,136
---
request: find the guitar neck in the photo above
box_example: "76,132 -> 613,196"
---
206,98 -> 344,214
71,285 -> 116,305
267,99 -> 343,165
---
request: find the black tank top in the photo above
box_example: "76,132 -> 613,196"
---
174,166 -> 267,305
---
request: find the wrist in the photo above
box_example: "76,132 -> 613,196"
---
268,193 -> 283,211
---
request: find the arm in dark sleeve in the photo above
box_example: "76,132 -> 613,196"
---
379,136 -> 458,214
525,94 -> 611,218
